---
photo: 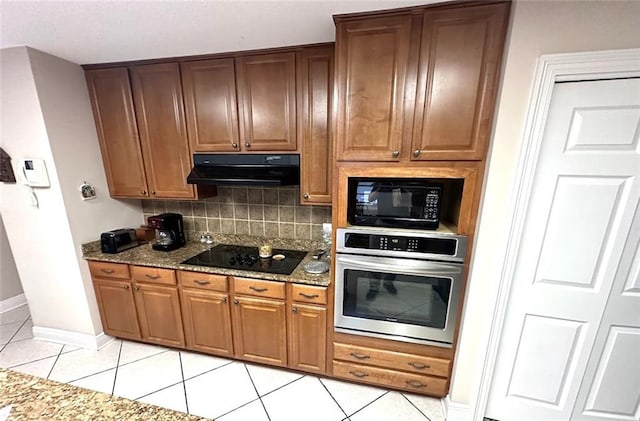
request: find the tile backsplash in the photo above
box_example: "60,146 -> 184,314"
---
141,186 -> 331,241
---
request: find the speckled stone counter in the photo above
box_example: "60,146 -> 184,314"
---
0,368 -> 207,420
82,234 -> 331,286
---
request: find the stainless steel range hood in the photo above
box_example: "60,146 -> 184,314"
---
186,154 -> 300,186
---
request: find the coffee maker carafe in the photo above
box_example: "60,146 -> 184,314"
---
147,213 -> 186,252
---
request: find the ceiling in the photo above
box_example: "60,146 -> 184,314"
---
1,0 -> 435,65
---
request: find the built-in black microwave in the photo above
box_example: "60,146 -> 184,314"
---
347,178 -> 442,230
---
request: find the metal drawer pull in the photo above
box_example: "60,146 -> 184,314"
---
194,280 -> 211,285
349,370 -> 369,378
292,307 -> 298,313
145,274 -> 161,279
408,362 -> 430,370
406,380 -> 426,388
221,297 -> 227,303
100,269 -> 115,274
299,292 -> 319,299
350,352 -> 370,360
249,286 -> 268,292
124,285 -> 130,290
234,299 -> 239,304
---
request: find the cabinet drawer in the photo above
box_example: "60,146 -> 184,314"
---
131,266 -> 176,285
333,360 -> 448,397
291,284 -> 327,305
333,343 -> 450,378
233,277 -> 285,299
88,261 -> 130,280
178,271 -> 227,292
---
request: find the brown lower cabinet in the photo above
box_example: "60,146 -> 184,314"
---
133,283 -> 185,348
92,278 -> 141,341
232,295 -> 288,367
288,303 -> 326,374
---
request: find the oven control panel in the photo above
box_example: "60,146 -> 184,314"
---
377,236 -> 419,251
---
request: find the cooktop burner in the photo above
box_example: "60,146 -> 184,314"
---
181,244 -> 307,275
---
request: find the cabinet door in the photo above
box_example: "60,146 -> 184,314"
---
232,296 -> 287,367
335,15 -> 413,162
85,68 -> 149,198
298,46 -> 333,205
412,3 -> 509,160
182,58 -> 241,153
93,279 -> 141,340
130,63 -> 195,198
236,53 -> 297,151
288,304 -> 326,374
133,283 -> 185,347
180,288 -> 233,357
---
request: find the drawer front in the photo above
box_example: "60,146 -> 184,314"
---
178,271 -> 227,292
333,360 -> 448,397
233,277 -> 285,299
88,261 -> 130,280
131,266 -> 176,285
333,343 -> 451,377
291,284 -> 327,305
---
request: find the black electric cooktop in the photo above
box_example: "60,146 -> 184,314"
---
181,244 -> 307,275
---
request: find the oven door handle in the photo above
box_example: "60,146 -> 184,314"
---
336,255 -> 462,277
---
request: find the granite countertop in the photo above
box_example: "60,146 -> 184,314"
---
0,368 -> 207,420
82,233 -> 331,287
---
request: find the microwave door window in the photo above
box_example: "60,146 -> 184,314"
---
343,269 -> 451,329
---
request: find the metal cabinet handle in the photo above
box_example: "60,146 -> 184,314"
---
194,280 -> 211,286
245,142 -> 251,148
406,380 -> 426,388
350,352 -> 370,360
124,285 -> 130,290
408,362 -> 429,370
232,143 -> 238,149
413,149 -> 420,157
349,370 -> 369,378
249,286 -> 268,292
100,269 -> 115,274
292,306 -> 298,313
145,274 -> 161,280
221,297 -> 227,303
303,193 -> 309,200
233,299 -> 239,304
392,150 -> 400,158
135,286 -> 140,291
299,292 -> 319,299
151,191 -> 156,195
141,190 -> 147,195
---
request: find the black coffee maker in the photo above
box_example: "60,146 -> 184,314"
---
147,213 -> 186,252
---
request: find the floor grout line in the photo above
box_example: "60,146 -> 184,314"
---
401,392 -> 432,421
318,377 -> 349,419
111,341 -> 123,395
0,317 -> 30,353
45,345 -> 65,380
178,351 -> 190,414
182,360 -> 235,382
256,373 -> 304,399
243,363 -> 271,421
346,391 -> 389,419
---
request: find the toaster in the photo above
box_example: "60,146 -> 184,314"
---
100,228 -> 139,254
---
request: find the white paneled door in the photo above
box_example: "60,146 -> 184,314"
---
486,78 -> 640,421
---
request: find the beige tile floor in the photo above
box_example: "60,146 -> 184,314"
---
0,305 -> 445,421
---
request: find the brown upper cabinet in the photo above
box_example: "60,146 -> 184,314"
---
130,63 -> 195,199
236,52 -> 297,151
334,15 -> 414,162
334,1 -> 510,162
181,58 -> 240,153
298,45 -> 334,204
85,68 -> 149,198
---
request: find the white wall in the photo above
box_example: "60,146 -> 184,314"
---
0,46 -> 141,340
450,0 -> 640,409
0,214 -> 22,301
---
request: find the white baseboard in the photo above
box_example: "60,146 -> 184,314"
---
0,294 -> 27,313
444,395 -> 471,421
32,326 -> 114,350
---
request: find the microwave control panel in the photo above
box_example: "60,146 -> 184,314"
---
424,188 -> 441,221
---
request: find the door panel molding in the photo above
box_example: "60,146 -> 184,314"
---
462,48 -> 640,421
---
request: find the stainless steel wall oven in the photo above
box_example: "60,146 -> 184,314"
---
334,227 -> 467,348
